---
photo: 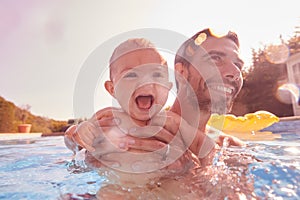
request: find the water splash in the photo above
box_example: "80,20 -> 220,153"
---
66,149 -> 91,174
188,138 -> 258,199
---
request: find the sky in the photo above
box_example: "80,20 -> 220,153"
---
0,0 -> 299,120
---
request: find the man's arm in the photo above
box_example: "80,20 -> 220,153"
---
64,108 -> 220,168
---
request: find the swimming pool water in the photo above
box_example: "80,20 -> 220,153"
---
0,137 -> 104,199
0,120 -> 299,199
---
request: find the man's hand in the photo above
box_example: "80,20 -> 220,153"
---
216,134 -> 245,147
148,110 -> 214,156
206,125 -> 245,147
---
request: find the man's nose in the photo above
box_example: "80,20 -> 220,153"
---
223,62 -> 241,81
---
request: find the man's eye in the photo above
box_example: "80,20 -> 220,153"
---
235,62 -> 243,70
124,72 -> 137,78
210,55 -> 222,62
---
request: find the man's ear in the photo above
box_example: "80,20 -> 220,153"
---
104,80 -> 115,97
175,62 -> 189,80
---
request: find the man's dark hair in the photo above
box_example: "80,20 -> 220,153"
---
175,28 -> 240,67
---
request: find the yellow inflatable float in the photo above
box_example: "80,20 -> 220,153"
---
207,110 -> 280,141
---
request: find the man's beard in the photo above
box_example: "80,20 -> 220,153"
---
184,69 -> 240,115
196,81 -> 237,115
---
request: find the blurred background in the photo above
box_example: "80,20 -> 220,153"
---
0,0 -> 299,133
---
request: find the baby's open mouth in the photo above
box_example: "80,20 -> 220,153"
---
135,95 -> 154,109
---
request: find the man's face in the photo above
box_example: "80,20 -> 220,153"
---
187,37 -> 243,114
109,49 -> 172,122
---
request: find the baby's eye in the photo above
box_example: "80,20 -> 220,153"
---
152,72 -> 164,78
124,72 -> 137,78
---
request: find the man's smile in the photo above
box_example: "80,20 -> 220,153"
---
207,84 -> 235,95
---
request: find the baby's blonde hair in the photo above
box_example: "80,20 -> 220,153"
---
109,38 -> 163,80
110,38 -> 156,65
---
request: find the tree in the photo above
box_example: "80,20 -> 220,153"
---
232,30 -> 300,117
0,96 -> 16,132
288,33 -> 300,56
0,96 -> 68,133
16,104 -> 31,124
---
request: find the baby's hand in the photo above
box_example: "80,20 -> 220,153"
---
64,121 -> 98,153
76,119 -> 129,153
75,121 -> 98,152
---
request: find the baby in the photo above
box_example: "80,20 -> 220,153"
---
75,38 -> 200,199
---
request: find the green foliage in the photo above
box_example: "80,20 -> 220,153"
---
15,104 -> 31,124
0,96 -> 68,133
0,96 -> 16,132
49,119 -> 68,132
232,32 -> 300,117
288,34 -> 300,55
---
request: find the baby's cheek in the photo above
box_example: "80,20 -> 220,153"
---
157,87 -> 170,103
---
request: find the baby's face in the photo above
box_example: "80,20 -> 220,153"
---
109,49 -> 172,122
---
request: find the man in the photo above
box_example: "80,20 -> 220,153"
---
65,28 -> 244,167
